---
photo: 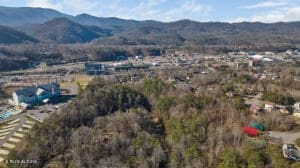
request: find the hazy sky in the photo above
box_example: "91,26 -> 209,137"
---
0,0 -> 300,22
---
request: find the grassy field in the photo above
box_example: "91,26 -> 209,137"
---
60,74 -> 94,94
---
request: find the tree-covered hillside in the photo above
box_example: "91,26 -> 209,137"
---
7,75 -> 300,168
0,25 -> 37,44
22,18 -> 101,43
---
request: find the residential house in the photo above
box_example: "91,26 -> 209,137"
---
85,63 -> 107,75
294,102 -> 300,112
293,102 -> 300,117
263,102 -> 291,114
264,102 -> 275,112
113,63 -> 133,71
173,58 -> 186,66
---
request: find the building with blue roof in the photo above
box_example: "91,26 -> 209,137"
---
12,82 -> 60,108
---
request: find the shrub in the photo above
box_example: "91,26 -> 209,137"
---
262,92 -> 295,105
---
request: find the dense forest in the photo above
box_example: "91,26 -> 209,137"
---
7,68 -> 300,167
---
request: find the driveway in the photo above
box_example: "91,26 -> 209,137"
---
268,131 -> 300,144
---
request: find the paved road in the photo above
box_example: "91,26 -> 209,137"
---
268,131 -> 300,144
244,97 -> 268,106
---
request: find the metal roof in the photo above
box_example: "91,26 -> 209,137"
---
14,82 -> 59,97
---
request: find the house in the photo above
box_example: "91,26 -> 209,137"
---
294,102 -> 300,112
173,58 -> 186,66
85,63 -> 107,75
293,102 -> 300,117
135,55 -> 144,60
12,82 -> 60,108
13,87 -> 37,106
113,63 -> 133,71
264,102 -> 275,112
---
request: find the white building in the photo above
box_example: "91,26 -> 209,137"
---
294,102 -> 300,112
12,82 -> 60,108
264,103 -> 275,112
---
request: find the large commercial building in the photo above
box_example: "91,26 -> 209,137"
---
12,82 -> 60,108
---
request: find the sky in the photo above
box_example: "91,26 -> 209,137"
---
0,0 -> 300,23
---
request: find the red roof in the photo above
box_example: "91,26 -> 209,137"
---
242,126 -> 259,136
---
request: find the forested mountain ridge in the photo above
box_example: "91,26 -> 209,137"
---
21,18 -> 102,43
0,6 -> 299,47
100,20 -> 300,46
0,6 -> 70,26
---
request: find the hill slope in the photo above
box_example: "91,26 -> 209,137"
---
0,6 -> 70,26
7,78 -> 296,167
23,18 -> 102,43
93,20 -> 300,46
73,14 -> 141,32
0,25 -> 37,44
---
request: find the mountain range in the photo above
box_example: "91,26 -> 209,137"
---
0,6 -> 299,47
